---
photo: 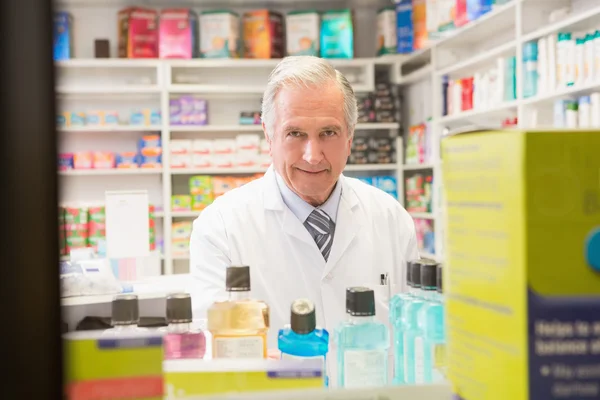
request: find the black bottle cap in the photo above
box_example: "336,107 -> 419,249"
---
166,293 -> 193,323
437,264 -> 443,293
111,294 -> 139,326
421,261 -> 439,290
410,260 -> 423,288
346,287 -> 376,317
406,260 -> 414,283
226,265 -> 251,292
290,299 -> 316,334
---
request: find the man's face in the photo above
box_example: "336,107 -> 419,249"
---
264,82 -> 353,206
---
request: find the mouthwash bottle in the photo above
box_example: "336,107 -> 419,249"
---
102,294 -> 147,336
389,260 -> 420,384
335,287 -> 390,388
278,299 -> 329,386
163,293 -> 206,360
207,265 -> 270,359
417,263 -> 446,383
402,260 -> 434,384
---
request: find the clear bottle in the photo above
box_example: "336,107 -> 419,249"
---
278,299 -> 329,386
163,293 -> 206,360
207,265 -> 269,359
401,260 -> 433,384
335,287 -> 389,388
416,263 -> 446,384
389,260 -> 420,385
102,294 -> 147,336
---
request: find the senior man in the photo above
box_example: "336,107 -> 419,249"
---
190,56 -> 418,349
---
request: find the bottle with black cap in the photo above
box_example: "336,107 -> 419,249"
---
102,294 -> 146,336
334,286 -> 390,388
415,263 -> 446,383
402,259 -> 437,384
207,265 -> 270,359
163,293 -> 206,360
278,299 -> 329,385
390,259 -> 421,385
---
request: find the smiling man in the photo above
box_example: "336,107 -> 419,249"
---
190,56 -> 418,350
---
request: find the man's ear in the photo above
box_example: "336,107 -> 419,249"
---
262,122 -> 270,144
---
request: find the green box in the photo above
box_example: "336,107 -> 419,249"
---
63,331 -> 164,399
442,129 -> 600,400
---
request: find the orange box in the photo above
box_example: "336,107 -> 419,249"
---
242,10 -> 284,59
412,0 -> 428,50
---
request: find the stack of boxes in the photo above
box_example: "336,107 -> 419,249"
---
170,96 -> 208,126
349,136 -> 396,165
356,77 -> 401,124
170,136 -> 270,169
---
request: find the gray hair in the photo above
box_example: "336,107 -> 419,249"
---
261,56 -> 358,139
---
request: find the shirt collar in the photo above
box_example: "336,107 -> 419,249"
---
275,171 -> 342,223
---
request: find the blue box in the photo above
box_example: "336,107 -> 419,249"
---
53,12 -> 73,61
395,0 -> 413,54
466,0 -> 492,22
374,175 -> 398,199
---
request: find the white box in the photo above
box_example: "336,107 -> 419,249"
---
212,154 -> 235,168
260,139 -> 270,154
236,153 -> 258,168
170,139 -> 193,155
192,154 -> 212,168
170,154 -> 193,169
236,134 -> 260,153
213,139 -> 236,154
192,139 -> 214,154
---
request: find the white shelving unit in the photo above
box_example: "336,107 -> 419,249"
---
56,0 -> 600,272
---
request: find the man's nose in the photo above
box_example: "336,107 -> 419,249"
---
302,139 -> 324,164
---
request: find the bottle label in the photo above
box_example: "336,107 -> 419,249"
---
212,335 -> 265,359
414,336 -> 425,383
343,349 -> 386,388
281,353 -> 326,373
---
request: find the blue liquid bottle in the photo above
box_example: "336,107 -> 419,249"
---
390,260 -> 419,385
335,287 -> 390,388
417,264 -> 446,383
278,299 -> 329,385
402,260 -> 436,384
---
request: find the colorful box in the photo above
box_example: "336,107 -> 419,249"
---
199,10 -> 240,58
455,0 -> 469,27
286,10 -> 320,56
63,331 -> 164,400
320,9 -> 354,59
118,7 -> 159,58
116,152 -> 139,169
171,195 -> 192,211
130,109 -> 161,126
92,152 -> 115,169
53,12 -> 74,61
172,221 -> 193,240
189,175 -> 213,196
466,0 -> 493,22
412,0 -> 428,50
442,129 -> 600,400
242,10 -> 284,59
396,0 -> 414,54
159,9 -> 197,59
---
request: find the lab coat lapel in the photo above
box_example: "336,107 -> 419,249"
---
323,176 -> 364,278
262,165 -> 318,247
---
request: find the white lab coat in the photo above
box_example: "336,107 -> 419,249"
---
189,165 -> 419,349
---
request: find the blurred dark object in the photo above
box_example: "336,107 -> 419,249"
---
94,39 -> 110,58
75,316 -> 168,331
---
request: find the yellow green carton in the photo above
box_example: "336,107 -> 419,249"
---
63,331 -> 164,400
442,129 -> 600,400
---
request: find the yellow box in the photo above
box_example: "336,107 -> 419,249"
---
164,358 -> 324,397
442,129 -> 600,400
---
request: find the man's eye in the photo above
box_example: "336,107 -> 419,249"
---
322,130 -> 337,137
288,131 -> 302,137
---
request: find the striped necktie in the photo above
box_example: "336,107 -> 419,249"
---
304,209 -> 336,261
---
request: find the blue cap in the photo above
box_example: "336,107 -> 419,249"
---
586,228 -> 600,273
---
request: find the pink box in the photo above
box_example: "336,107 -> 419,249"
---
118,8 -> 159,58
159,9 -> 195,59
73,152 -> 93,169
93,152 -> 116,169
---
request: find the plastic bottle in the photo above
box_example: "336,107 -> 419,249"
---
401,260 -> 433,384
585,33 -> 595,83
566,101 -> 579,129
523,41 -> 538,98
578,96 -> 591,128
575,37 -> 585,86
557,32 -> 571,87
595,31 -> 600,79
537,37 -> 547,95
335,287 -> 390,388
163,293 -> 206,360
102,294 -> 147,336
389,260 -> 419,385
416,263 -> 446,383
547,33 -> 557,90
566,33 -> 576,86
278,299 -> 329,386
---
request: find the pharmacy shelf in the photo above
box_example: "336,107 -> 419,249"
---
521,5 -> 600,43
345,164 -> 397,171
438,101 -> 519,125
171,164 -> 398,175
520,80 -> 600,106
59,169 -> 163,176
436,40 -> 516,77
403,163 -> 435,171
398,65 -> 433,85
167,57 -> 378,69
168,85 -> 267,94
169,123 -> 399,133
59,125 -> 162,132
61,291 -> 167,307
172,211 -> 202,218
409,212 -> 435,220
172,254 -> 190,261
55,59 -> 161,68
56,85 -> 161,94
420,251 -> 440,261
